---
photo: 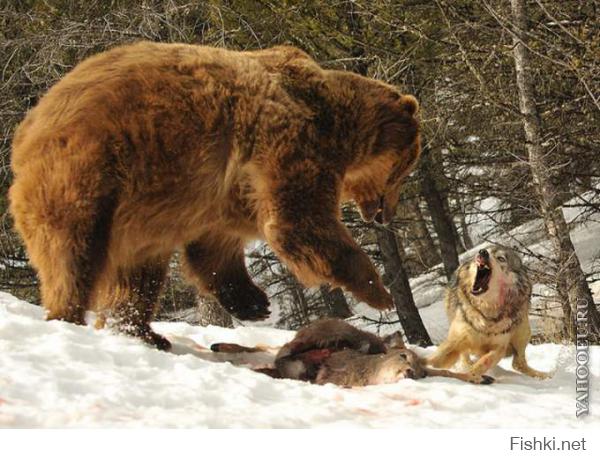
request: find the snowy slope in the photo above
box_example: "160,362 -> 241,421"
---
0,292 -> 597,428
2,195 -> 598,428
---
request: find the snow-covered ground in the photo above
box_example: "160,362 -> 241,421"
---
0,291 -> 597,428
1,195 -> 598,428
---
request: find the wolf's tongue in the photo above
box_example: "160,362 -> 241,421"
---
472,266 -> 491,294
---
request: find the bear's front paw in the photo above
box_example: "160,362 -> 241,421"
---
356,281 -> 394,311
332,250 -> 393,311
218,283 -> 271,321
229,300 -> 271,321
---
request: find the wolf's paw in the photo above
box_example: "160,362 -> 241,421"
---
473,374 -> 495,385
527,369 -> 553,380
513,360 -> 553,379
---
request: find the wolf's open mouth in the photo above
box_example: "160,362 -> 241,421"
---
472,255 -> 492,295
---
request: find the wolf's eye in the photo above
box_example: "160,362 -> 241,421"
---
497,256 -> 506,262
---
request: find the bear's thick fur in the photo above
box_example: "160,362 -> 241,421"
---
10,42 -> 420,349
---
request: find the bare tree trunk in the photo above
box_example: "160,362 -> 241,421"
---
376,227 -> 432,346
419,144 -> 460,280
341,1 -> 429,344
510,0 -> 600,343
456,194 -> 474,250
443,195 -> 467,254
196,296 -> 234,328
346,0 -> 370,76
405,197 -> 442,269
288,275 -> 311,328
320,286 -> 353,319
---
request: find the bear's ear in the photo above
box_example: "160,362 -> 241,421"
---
373,95 -> 419,155
403,95 -> 419,115
394,94 -> 419,116
379,93 -> 419,117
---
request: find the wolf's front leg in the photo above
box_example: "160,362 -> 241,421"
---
425,340 -> 461,369
467,347 -> 506,384
510,316 -> 552,379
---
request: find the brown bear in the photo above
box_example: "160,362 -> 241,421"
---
9,42 -> 421,349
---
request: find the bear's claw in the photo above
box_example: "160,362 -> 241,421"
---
217,283 -> 271,321
226,301 -> 271,321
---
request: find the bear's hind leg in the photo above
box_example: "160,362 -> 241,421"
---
183,235 -> 270,321
108,257 -> 171,350
35,195 -> 116,325
40,253 -> 97,326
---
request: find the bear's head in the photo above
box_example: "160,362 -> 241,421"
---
341,88 -> 421,225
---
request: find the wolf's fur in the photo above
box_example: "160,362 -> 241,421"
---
213,319 -> 480,386
427,246 -> 551,383
9,42 -> 421,349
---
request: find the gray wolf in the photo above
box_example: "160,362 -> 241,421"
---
426,246 -> 551,383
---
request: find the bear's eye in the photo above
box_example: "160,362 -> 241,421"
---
497,256 -> 506,262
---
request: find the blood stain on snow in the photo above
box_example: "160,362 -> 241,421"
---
405,399 -> 421,406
